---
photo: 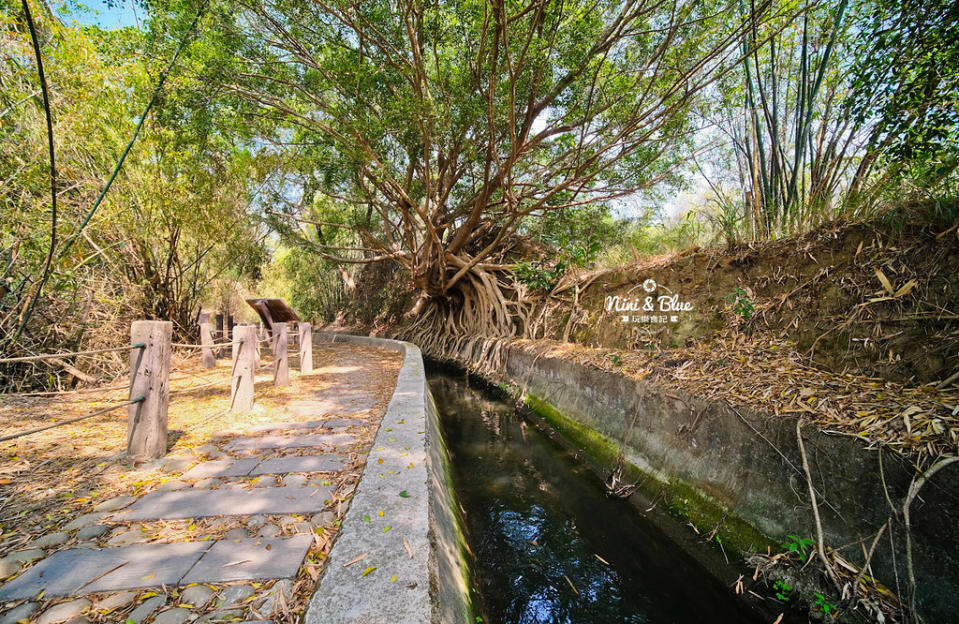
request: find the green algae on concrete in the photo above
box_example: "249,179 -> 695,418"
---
523,392 -> 773,557
524,394 -> 622,469
425,391 -> 481,623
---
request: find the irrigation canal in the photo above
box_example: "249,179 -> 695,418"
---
428,368 -> 768,624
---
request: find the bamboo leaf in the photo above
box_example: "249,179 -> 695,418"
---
874,268 -> 895,295
894,279 -> 917,298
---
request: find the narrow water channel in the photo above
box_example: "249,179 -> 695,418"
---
428,369 -> 765,624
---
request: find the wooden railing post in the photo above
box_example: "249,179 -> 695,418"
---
273,322 -> 289,386
299,322 -> 312,373
231,324 -> 255,413
128,320 -> 171,461
200,320 -> 215,368
215,313 -> 224,357
253,324 -> 261,368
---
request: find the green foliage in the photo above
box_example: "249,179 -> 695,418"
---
260,193 -> 373,322
813,592 -> 837,615
702,0 -> 860,238
142,0 -> 762,315
0,4 -> 267,388
772,579 -> 792,602
851,154 -> 959,228
781,535 -> 814,562
262,245 -> 347,323
592,208 -> 710,266
845,0 -> 959,163
523,204 -> 620,269
726,287 -> 755,321
514,259 -> 567,294
6,0 -> 953,381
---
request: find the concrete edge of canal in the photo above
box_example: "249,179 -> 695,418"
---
304,333 -> 476,624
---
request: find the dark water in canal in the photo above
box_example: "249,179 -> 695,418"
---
428,369 -> 765,624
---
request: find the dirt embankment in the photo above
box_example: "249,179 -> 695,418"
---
340,220 -> 959,458
546,221 -> 957,385
348,221 -> 959,384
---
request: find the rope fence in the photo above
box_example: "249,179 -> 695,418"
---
0,343 -> 145,364
0,319 -> 314,462
0,396 -> 144,443
171,339 -> 247,349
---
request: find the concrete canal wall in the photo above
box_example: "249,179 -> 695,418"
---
450,342 -> 959,622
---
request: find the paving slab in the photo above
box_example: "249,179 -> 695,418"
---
127,595 -> 166,623
64,512 -> 109,531
321,418 -> 367,428
251,455 -> 349,475
152,608 -> 193,624
247,421 -> 321,434
225,433 -> 356,452
310,391 -> 378,408
117,486 -> 335,521
181,536 -> 312,584
93,495 -> 137,512
35,598 -> 90,624
248,418 -> 366,434
0,601 -> 38,624
0,542 -> 210,600
181,458 -> 260,480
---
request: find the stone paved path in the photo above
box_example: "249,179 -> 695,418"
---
0,343 -> 402,624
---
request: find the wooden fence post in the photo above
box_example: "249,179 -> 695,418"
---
299,322 -> 312,373
128,320 -> 171,461
200,320 -> 215,368
253,324 -> 261,368
231,324 -> 255,413
215,313 -> 224,356
273,322 -> 289,386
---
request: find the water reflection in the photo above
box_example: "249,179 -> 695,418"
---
429,370 -> 762,624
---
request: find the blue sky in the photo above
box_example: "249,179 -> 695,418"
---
65,0 -> 143,29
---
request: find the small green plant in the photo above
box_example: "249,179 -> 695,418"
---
726,286 -> 754,320
773,579 -> 792,601
608,354 -> 623,366
813,592 -> 837,615
569,235 -> 602,268
514,258 -> 567,293
669,497 -> 691,517
782,535 -> 814,562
